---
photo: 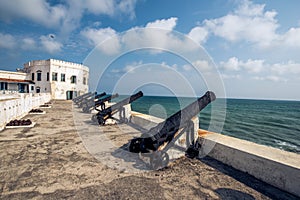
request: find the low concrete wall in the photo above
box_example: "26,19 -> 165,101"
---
199,132 -> 300,198
130,111 -> 300,197
0,93 -> 51,131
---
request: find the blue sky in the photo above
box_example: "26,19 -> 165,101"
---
0,0 -> 300,100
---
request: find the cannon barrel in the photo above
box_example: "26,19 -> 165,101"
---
76,92 -> 97,105
94,92 -> 107,100
129,91 -> 216,153
82,92 -> 106,106
78,92 -> 101,107
82,93 -> 119,113
81,92 -> 107,112
73,92 -> 92,103
95,91 -> 143,125
94,93 -> 119,107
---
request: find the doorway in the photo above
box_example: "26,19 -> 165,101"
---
66,91 -> 77,100
36,87 -> 40,93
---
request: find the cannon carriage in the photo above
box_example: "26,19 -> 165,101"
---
92,91 -> 143,125
128,91 -> 216,169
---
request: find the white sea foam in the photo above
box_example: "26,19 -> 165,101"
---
274,139 -> 299,151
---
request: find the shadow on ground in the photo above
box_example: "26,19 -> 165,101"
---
201,156 -> 298,200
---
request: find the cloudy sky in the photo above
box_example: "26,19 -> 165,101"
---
0,0 -> 300,100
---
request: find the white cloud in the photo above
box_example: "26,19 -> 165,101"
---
220,57 -> 300,83
84,0 -> 114,15
241,59 -> 264,73
21,38 -> 37,50
81,17 -> 201,55
203,0 -> 279,47
280,27 -> 300,47
111,61 -> 143,74
220,57 -> 264,73
271,61 -> 300,75
253,75 -> 286,82
0,0 -> 66,27
188,27 -> 209,44
183,64 -> 192,71
234,0 -> 266,17
80,27 -> 120,55
0,33 -> 63,54
122,23 -> 199,53
221,57 -> 240,71
192,60 -> 212,72
0,33 -> 16,49
40,35 -> 63,53
146,17 -> 177,31
0,0 -> 138,35
189,0 -> 300,50
83,0 -> 137,19
117,0 -> 137,19
221,74 -> 241,80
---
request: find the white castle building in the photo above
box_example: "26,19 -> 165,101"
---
0,59 -> 89,100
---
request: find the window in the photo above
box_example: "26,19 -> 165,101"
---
0,82 -> 8,90
32,73 -> 34,81
71,75 -> 77,84
47,72 -> 49,81
37,70 -> 42,81
61,73 -> 65,82
52,72 -> 58,81
83,77 -> 87,85
31,86 -> 34,91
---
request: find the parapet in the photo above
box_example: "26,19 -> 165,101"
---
130,111 -> 300,198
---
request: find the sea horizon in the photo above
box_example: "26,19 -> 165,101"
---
114,94 -> 300,154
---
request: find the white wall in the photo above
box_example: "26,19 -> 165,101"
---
0,70 -> 27,80
50,60 -> 88,99
23,60 -> 51,94
23,59 -> 89,100
0,93 -> 51,131
200,132 -> 300,198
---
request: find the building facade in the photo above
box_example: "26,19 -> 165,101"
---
23,59 -> 89,100
0,70 -> 34,94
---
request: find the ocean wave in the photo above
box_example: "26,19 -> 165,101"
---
274,140 -> 300,153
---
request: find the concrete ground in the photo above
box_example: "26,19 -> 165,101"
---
0,100 -> 298,200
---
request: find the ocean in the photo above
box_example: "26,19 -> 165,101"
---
127,96 -> 300,154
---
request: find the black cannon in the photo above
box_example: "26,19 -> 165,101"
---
80,92 -> 107,111
75,92 -> 97,106
78,92 -> 105,108
92,91 -> 143,125
73,92 -> 92,103
82,93 -> 119,113
128,91 -> 216,169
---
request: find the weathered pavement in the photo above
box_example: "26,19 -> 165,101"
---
0,100 -> 297,199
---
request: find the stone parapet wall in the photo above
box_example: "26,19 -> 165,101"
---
0,93 -> 51,131
200,132 -> 300,198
